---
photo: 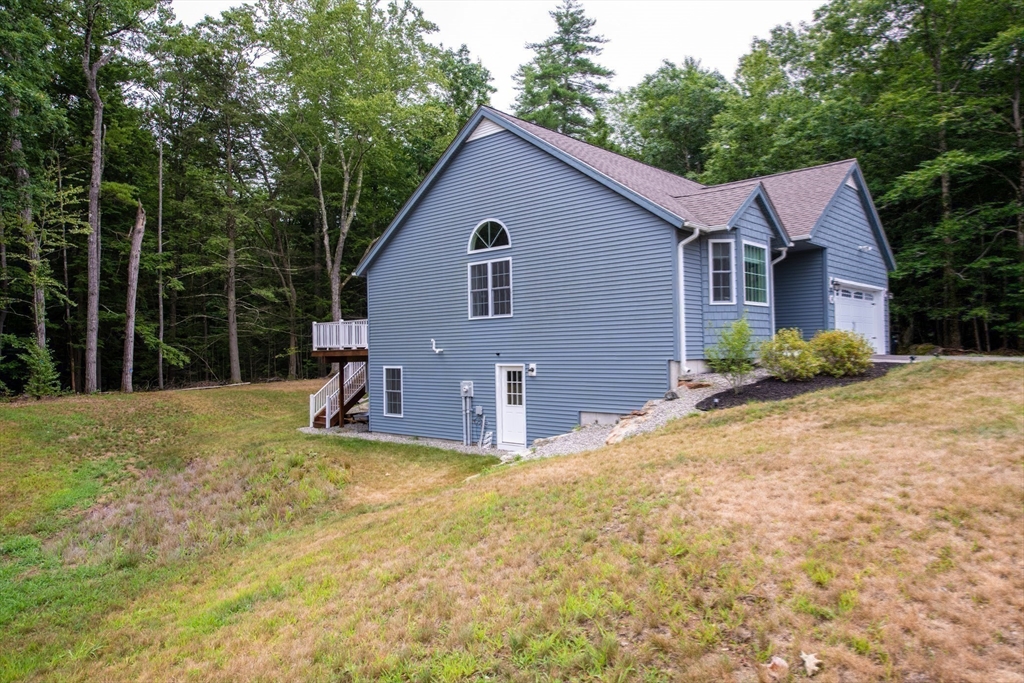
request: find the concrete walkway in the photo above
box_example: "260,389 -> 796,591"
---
874,354 -> 1023,363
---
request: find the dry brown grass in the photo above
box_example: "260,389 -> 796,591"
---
11,361 -> 1024,682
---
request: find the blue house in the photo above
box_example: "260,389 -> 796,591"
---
310,107 -> 896,450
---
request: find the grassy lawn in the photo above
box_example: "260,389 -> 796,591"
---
1,362 -> 1022,682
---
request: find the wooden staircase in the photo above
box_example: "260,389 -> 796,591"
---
309,361 -> 367,429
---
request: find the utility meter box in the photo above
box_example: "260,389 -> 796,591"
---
460,381 -> 474,398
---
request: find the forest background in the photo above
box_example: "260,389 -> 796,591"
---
0,0 -> 1019,395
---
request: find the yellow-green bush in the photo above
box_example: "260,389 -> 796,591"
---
759,329 -> 821,381
810,329 -> 874,377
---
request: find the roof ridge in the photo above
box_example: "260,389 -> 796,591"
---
706,159 -> 857,189
673,182 -> 761,198
486,107 -> 706,188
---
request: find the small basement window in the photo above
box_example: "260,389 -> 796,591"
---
383,367 -> 403,417
468,220 -> 510,252
743,242 -> 768,305
469,258 -> 512,318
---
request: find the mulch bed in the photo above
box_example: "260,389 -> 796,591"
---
695,363 -> 895,411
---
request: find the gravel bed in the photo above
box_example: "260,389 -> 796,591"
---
300,370 -> 766,464
524,370 -> 767,461
298,424 -> 500,458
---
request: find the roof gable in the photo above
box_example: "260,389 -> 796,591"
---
356,107 -> 890,276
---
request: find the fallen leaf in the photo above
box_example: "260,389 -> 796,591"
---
765,655 -> 789,680
801,652 -> 822,677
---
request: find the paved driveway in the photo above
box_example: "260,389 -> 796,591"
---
874,354 -> 1023,363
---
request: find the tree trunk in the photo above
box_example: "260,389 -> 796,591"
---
0,216 -> 7,363
121,202 -> 146,393
157,136 -> 164,389
225,128 -> 242,384
10,102 -> 45,351
82,24 -> 110,394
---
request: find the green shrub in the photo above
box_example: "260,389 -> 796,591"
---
705,317 -> 756,394
17,341 -> 61,399
759,328 -> 821,381
810,329 -> 874,377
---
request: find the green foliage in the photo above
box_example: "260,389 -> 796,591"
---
705,317 -> 756,393
513,0 -> 614,138
438,45 -> 496,127
700,0 -> 1022,350
759,328 -> 821,381
614,58 -> 732,177
810,329 -> 874,377
16,339 -> 60,398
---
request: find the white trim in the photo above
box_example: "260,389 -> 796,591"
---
382,366 -> 403,417
467,257 -> 514,319
741,240 -> 770,307
830,277 -> 886,292
467,118 -> 503,141
466,218 -> 512,254
791,234 -> 813,241
708,238 -> 736,305
495,363 -> 527,449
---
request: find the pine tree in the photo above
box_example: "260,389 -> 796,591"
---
513,0 -> 614,138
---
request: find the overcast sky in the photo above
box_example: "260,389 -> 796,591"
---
169,0 -> 823,110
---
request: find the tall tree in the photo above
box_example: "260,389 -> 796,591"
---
121,200 -> 145,392
513,0 -> 614,138
438,44 -> 495,127
615,58 -> 732,177
263,0 -> 436,323
74,0 -> 161,392
0,0 -> 62,353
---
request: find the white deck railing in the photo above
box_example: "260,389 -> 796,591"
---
309,372 -> 340,428
312,320 -> 368,350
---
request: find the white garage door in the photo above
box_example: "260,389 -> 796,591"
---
835,285 -> 884,354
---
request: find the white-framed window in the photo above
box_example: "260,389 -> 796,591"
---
709,239 -> 735,304
467,219 -> 510,253
383,366 -> 403,417
468,258 -> 512,318
742,241 -> 769,305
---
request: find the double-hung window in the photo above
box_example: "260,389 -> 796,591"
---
709,240 -> 734,304
469,259 -> 512,318
383,367 -> 403,417
743,242 -> 768,305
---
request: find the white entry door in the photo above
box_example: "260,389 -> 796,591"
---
835,285 -> 884,353
496,365 -> 526,448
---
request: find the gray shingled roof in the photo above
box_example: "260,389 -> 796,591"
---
489,109 -> 705,224
490,107 -> 857,240
676,160 -> 857,238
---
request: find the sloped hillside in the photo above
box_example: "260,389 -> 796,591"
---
2,362 -> 1022,682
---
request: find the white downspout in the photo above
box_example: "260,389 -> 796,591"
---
678,225 -> 704,375
769,247 -> 788,334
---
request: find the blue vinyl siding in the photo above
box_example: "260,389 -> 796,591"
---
773,249 -> 827,339
365,130 -> 678,444
696,201 -> 776,355
811,184 -> 891,351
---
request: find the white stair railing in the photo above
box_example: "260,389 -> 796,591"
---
312,320 -> 368,350
343,362 -> 367,407
309,373 -> 340,428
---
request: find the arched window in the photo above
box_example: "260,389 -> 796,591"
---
468,220 -> 510,252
